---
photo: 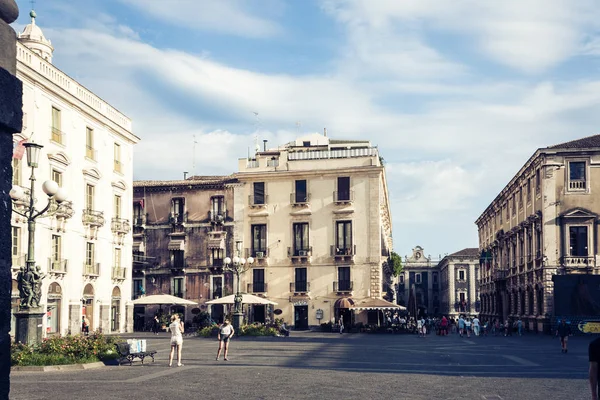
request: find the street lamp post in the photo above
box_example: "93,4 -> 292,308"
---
223,240 -> 254,332
10,142 -> 68,344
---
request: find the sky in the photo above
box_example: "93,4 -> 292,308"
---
11,0 -> 600,259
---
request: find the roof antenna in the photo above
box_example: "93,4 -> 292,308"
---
263,139 -> 268,152
253,112 -> 261,154
183,171 -> 188,180
324,128 -> 327,137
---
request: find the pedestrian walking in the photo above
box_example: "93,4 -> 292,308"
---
338,316 -> 344,334
82,315 -> 90,335
441,316 -> 448,336
465,318 -> 472,338
168,314 -> 184,367
556,319 -> 572,353
517,318 -> 523,336
216,319 -> 235,361
152,315 -> 160,335
588,336 -> 600,399
472,316 -> 480,337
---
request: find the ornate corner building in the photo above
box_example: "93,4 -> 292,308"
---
476,134 -> 600,332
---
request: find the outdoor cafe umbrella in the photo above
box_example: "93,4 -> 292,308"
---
205,293 -> 277,306
132,294 -> 198,306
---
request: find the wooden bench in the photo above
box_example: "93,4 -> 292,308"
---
115,342 -> 157,366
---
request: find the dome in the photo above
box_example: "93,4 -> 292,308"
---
18,9 -> 54,63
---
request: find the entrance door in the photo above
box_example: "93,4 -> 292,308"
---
211,305 -> 224,324
294,305 -> 309,330
111,303 -> 120,331
253,305 -> 265,323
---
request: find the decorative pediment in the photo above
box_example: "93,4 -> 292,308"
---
112,180 -> 127,191
47,152 -> 71,167
83,167 -> 102,181
560,208 -> 598,221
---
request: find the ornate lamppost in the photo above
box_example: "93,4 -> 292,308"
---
10,142 -> 68,344
223,240 -> 254,332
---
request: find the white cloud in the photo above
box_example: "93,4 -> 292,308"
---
116,0 -> 283,38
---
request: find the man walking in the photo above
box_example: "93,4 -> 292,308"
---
472,316 -> 480,337
556,319 -> 572,353
458,316 -> 465,337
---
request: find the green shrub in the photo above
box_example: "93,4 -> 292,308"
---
238,324 -> 278,337
198,325 -> 218,337
192,311 -> 213,328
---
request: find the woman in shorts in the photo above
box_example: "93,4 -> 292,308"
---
168,314 -> 184,367
216,319 -> 235,361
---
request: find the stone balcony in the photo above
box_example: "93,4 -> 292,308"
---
82,209 -> 105,227
112,267 -> 126,281
48,258 -> 68,275
111,218 -> 131,235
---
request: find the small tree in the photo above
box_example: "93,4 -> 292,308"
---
388,251 -> 403,277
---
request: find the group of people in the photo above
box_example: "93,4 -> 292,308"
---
166,314 -> 235,367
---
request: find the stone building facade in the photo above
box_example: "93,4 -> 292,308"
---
233,133 -> 393,329
10,12 -> 138,337
438,248 -> 480,319
396,246 -> 441,316
132,176 -> 238,328
476,134 -> 600,332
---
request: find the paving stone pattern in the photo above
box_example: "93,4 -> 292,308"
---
10,332 -> 593,400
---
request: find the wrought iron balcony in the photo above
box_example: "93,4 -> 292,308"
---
290,281 -> 310,293
112,267 -> 126,280
333,190 -> 354,204
83,262 -> 100,277
290,192 -> 310,206
247,282 -> 267,293
82,209 -> 105,227
133,215 -> 146,226
169,212 -> 188,224
48,258 -> 68,274
209,210 -> 227,224
246,248 -> 268,260
288,246 -> 312,260
334,280 -> 353,293
248,195 -> 268,207
111,218 -> 131,234
562,256 -> 595,268
331,245 -> 356,261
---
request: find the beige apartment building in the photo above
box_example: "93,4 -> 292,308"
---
438,248 -> 480,319
476,134 -> 600,332
233,133 -> 393,329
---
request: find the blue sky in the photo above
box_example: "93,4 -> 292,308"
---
12,0 -> 600,259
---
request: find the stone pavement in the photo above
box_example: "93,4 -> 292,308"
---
9,331 -> 593,400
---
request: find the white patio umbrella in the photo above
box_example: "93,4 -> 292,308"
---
206,293 -> 277,305
132,294 -> 198,306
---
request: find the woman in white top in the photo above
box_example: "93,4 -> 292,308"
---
168,314 -> 184,367
216,319 -> 235,361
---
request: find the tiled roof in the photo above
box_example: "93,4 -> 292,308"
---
134,175 -> 236,188
547,134 -> 600,150
448,248 -> 480,258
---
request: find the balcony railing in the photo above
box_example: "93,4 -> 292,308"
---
290,282 -> 310,293
133,215 -> 146,226
112,267 -> 126,280
247,248 -> 268,259
48,258 -> 68,274
562,256 -> 595,268
288,147 -> 378,161
209,210 -> 227,223
83,262 -> 100,277
51,127 -> 64,144
331,245 -> 356,257
209,258 -> 223,268
568,180 -> 586,191
85,145 -> 97,161
247,283 -> 267,293
49,200 -> 75,219
172,291 -> 184,298
169,212 -> 188,224
170,261 -> 187,270
111,218 -> 131,234
267,158 -> 279,167
82,209 -> 105,227
290,192 -> 310,205
333,190 -> 355,204
247,159 -> 259,168
248,195 -> 268,207
334,281 -> 353,292
288,246 -> 312,258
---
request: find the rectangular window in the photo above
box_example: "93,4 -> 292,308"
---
132,279 -> 144,299
293,222 -> 309,255
568,161 -> 586,190
172,250 -> 185,268
337,177 -> 350,201
86,127 -> 95,159
211,196 -> 224,216
518,187 -> 523,208
51,234 -> 61,261
12,158 -> 21,185
459,292 -> 466,302
253,269 -> 265,292
113,143 -> 121,173
12,226 -> 20,257
51,169 -> 62,187
51,106 -> 61,143
527,179 -> 531,202
251,224 -> 267,256
114,195 -> 122,218
295,267 -> 307,292
114,248 -> 122,268
133,202 -> 143,221
458,270 -> 465,281
415,273 -> 422,284
294,180 -> 307,203
85,242 -> 95,266
171,198 -> 184,222
335,221 -> 352,254
569,226 -> 588,256
212,276 -> 223,299
535,169 -> 541,192
85,184 -> 94,210
172,277 -> 184,298
338,266 -> 351,291
253,182 -> 265,205
211,248 -> 224,266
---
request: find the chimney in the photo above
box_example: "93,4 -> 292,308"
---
263,139 -> 268,152
183,171 -> 188,180
324,128 -> 327,137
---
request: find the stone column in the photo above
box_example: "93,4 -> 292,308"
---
99,304 -> 111,333
0,1 -> 23,398
448,263 -> 455,316
69,303 -> 82,335
125,303 -> 133,333
469,262 -> 476,314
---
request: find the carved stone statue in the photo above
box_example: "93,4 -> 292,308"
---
31,265 -> 45,308
17,266 -> 34,308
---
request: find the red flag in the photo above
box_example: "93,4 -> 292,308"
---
139,199 -> 144,209
13,139 -> 26,160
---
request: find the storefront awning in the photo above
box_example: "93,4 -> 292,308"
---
208,237 -> 225,249
334,297 -> 355,309
350,298 -> 405,311
168,240 -> 185,251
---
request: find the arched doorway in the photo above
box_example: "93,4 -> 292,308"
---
11,279 -> 20,338
82,283 -> 95,332
111,286 -> 121,332
47,282 -> 62,335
